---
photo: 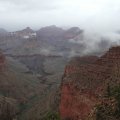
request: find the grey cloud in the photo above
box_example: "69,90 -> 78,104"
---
0,0 -> 120,32
0,0 -> 58,12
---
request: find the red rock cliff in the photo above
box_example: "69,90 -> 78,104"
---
59,46 -> 120,120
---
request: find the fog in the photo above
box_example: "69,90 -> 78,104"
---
0,0 -> 120,33
1,0 -> 120,56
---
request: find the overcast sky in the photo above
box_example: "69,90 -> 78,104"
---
0,0 -> 120,33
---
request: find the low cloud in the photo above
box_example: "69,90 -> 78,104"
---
40,48 -> 51,56
0,0 -> 120,32
69,31 -> 120,56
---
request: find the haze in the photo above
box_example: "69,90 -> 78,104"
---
0,0 -> 120,33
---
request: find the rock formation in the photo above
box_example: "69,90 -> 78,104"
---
59,46 -> 120,120
10,27 -> 36,38
37,25 -> 83,40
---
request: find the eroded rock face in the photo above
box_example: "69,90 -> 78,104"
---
59,46 -> 120,120
60,84 -> 98,120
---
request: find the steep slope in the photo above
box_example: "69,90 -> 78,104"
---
13,55 -> 68,120
0,52 -> 51,119
0,52 -> 68,120
59,46 -> 120,120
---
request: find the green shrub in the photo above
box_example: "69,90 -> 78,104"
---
41,111 -> 60,120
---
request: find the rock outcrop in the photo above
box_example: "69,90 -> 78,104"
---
59,46 -> 120,120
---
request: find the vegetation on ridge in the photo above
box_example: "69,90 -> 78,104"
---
41,111 -> 60,120
95,84 -> 120,120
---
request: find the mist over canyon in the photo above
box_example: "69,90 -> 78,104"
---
0,25 -> 120,120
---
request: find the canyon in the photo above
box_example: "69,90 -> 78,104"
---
0,26 -> 84,120
0,26 -> 120,120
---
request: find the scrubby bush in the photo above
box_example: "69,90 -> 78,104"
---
41,111 -> 60,120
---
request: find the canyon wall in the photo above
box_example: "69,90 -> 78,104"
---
59,46 -> 120,120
